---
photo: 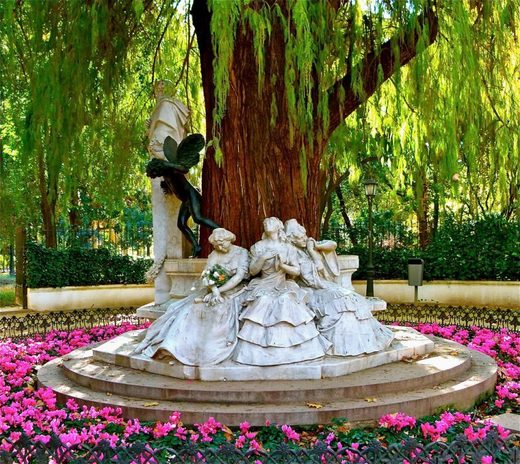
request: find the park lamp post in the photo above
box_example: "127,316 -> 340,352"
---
364,179 -> 377,297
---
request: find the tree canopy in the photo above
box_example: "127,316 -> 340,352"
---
0,0 -> 518,251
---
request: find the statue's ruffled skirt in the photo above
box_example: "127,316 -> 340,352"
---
133,288 -> 245,366
234,277 -> 330,366
310,286 -> 394,356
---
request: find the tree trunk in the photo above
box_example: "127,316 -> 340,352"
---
335,186 -> 358,246
321,195 -> 334,237
416,168 -> 430,249
191,0 -> 438,254
37,150 -> 57,248
193,1 -> 325,251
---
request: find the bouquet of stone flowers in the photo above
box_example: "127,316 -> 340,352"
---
201,264 -> 231,287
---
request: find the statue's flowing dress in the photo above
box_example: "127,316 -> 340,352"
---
295,247 -> 394,356
133,246 -> 249,366
233,240 -> 330,366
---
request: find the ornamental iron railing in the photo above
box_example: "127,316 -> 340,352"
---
0,305 -> 518,340
0,431 -> 518,463
379,304 -> 519,332
0,307 -> 139,339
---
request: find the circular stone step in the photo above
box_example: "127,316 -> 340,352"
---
37,340 -> 497,426
60,337 -> 472,404
91,327 -> 435,381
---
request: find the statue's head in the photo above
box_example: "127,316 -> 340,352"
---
153,80 -> 166,98
209,228 -> 236,253
284,219 -> 307,248
263,217 -> 284,233
262,217 -> 287,241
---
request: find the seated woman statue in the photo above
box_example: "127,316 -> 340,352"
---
133,228 -> 249,366
233,217 -> 330,366
284,219 -> 394,356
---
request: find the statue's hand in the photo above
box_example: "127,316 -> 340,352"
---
261,251 -> 278,261
210,294 -> 224,305
306,238 -> 317,251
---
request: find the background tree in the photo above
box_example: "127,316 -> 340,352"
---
0,0 -> 204,250
1,0 -> 518,258
189,0 -> 517,251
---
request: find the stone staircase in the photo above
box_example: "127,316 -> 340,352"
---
38,334 -> 497,426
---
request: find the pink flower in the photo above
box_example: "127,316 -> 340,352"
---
168,411 -> 182,425
379,412 -> 416,431
239,421 -> 250,434
152,421 -> 174,438
281,424 -> 300,442
33,434 -> 51,445
481,456 -> 493,464
175,426 -> 187,440
249,439 -> 261,452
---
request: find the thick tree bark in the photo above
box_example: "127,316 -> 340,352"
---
192,0 -> 438,252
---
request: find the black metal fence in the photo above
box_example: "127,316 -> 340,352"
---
0,305 -> 518,340
379,304 -> 520,332
0,431 -> 518,463
28,221 -> 153,259
0,307 -> 139,339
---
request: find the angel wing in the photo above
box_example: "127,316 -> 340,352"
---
163,136 -> 178,163
176,134 -> 205,171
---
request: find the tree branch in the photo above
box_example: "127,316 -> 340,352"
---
327,4 -> 439,138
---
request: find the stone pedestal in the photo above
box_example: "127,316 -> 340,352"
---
93,327 -> 434,381
151,179 -> 184,306
38,331 -> 498,426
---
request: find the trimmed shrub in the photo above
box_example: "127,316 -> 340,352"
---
343,215 -> 519,281
26,242 -> 152,288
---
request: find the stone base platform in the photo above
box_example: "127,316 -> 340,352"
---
37,330 -> 497,426
92,327 -> 432,381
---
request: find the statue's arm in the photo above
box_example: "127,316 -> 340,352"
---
306,238 -> 325,270
279,247 -> 300,277
314,240 -> 337,252
280,262 -> 300,277
146,158 -> 188,179
249,244 -> 269,276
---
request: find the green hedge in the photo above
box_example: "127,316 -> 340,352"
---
26,243 -> 153,288
344,215 -> 520,281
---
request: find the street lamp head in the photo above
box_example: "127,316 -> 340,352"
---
364,178 -> 378,198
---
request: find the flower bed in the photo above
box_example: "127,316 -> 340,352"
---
0,323 -> 518,462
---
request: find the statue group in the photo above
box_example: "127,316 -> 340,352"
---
140,82 -> 393,368
134,217 -> 394,367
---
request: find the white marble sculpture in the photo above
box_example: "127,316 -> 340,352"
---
133,228 -> 249,366
233,217 -> 331,366
284,219 -> 394,356
134,216 -> 395,369
146,81 -> 189,305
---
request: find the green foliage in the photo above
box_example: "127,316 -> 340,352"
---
26,242 -> 152,288
421,215 -> 520,281
339,214 -> 519,281
206,0 -> 519,216
0,0 -> 204,247
0,287 -> 15,307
